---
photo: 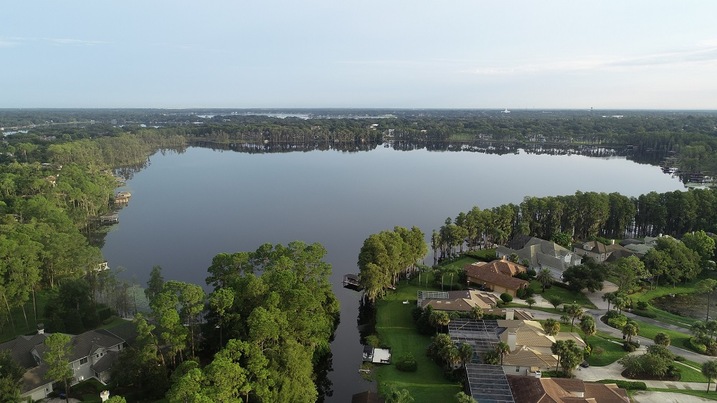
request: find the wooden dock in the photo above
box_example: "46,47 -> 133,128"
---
343,274 -> 363,291
99,214 -> 119,225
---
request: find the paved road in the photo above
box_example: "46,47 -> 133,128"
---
581,282 -> 712,365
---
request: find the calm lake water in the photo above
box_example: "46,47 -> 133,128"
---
102,146 -> 685,401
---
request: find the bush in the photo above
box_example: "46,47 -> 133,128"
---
636,301 -> 648,310
500,293 -> 513,303
607,315 -> 628,330
623,342 -> 637,352
365,334 -> 381,348
395,353 -> 418,372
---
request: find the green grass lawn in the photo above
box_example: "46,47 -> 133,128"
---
529,281 -> 597,309
675,360 -> 709,382
585,333 -> 628,366
628,318 -> 694,351
374,278 -> 462,403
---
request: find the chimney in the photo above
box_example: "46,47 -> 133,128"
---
37,323 -> 44,334
505,308 -> 514,320
507,330 -> 517,351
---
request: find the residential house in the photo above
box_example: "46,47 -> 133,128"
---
448,319 -> 586,376
465,259 -> 529,297
417,290 -> 533,320
507,375 -> 629,402
0,322 -> 135,401
417,290 -> 500,312
497,236 -> 580,279
0,333 -> 52,401
574,240 -> 636,264
497,319 -> 586,376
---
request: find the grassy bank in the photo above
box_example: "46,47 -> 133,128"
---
373,277 -> 462,403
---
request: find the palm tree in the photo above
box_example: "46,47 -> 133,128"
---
702,360 -> 717,393
458,343 -> 474,368
579,316 -> 596,339
542,318 -> 560,336
495,342 -> 510,365
697,279 -> 717,322
536,268 -> 553,292
623,322 -> 639,344
470,306 -> 484,320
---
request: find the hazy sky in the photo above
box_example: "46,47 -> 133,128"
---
2,1 -> 716,109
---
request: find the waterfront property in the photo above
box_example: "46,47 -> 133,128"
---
417,289 -> 499,312
496,235 -> 580,278
464,258 -> 529,297
0,322 -> 136,401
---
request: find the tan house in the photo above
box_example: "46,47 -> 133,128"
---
497,320 -> 586,375
507,375 -> 629,402
417,290 -> 500,312
465,259 -> 529,297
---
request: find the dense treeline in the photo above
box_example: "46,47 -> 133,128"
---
5,109 -> 717,176
0,130 -> 187,338
358,226 -> 428,303
431,189 -> 717,262
113,243 -> 340,402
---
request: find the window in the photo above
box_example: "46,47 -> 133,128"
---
80,357 -> 88,365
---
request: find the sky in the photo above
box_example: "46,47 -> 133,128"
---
2,1 -> 717,109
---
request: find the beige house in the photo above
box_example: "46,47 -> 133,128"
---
417,289 -> 500,312
497,319 -> 586,375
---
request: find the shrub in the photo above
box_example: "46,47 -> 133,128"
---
395,353 -> 418,372
500,293 -> 513,303
516,287 -> 531,299
636,301 -> 648,310
365,334 -> 381,348
623,342 -> 637,352
607,315 -> 628,330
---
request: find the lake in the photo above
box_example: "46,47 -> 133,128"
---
101,145 -> 685,401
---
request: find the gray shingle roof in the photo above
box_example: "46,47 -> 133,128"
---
0,334 -> 48,369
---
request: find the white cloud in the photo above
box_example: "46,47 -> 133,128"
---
44,38 -> 109,46
472,42 -> 717,76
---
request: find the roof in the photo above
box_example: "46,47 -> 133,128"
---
0,333 -> 47,369
507,376 -> 629,403
498,237 -> 577,271
33,329 -> 125,363
418,290 -> 499,312
21,363 -> 52,393
502,345 -> 557,369
465,261 -> 529,291
498,320 -> 556,349
91,350 -> 119,374
574,241 -> 608,255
